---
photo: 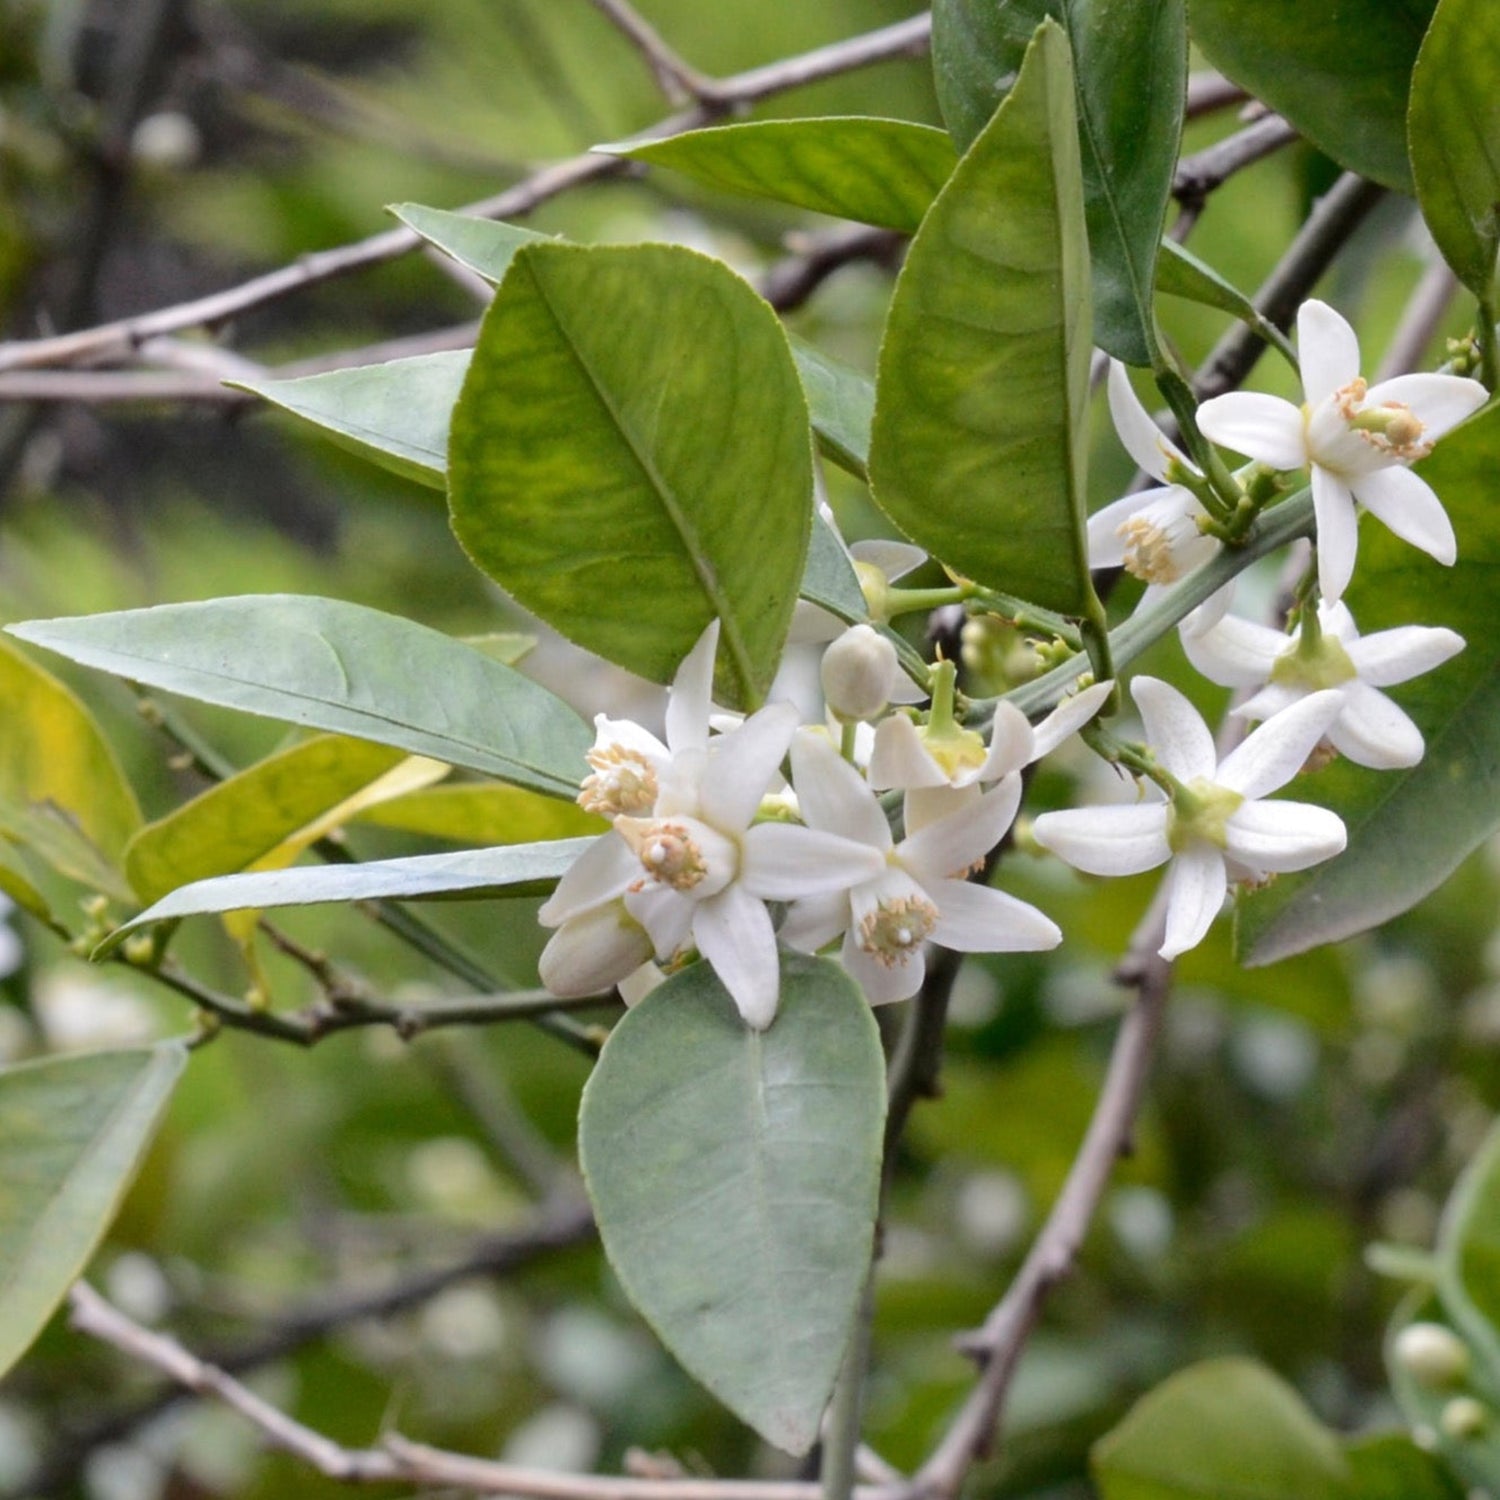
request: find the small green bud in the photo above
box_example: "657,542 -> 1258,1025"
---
1439,1395 -> 1489,1441
122,933 -> 159,968
1394,1322 -> 1471,1389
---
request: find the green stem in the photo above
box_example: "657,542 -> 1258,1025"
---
965,589 -> 1082,648
1077,585 -> 1119,716
880,584 -> 971,618
1480,290 -> 1500,395
1155,367 -> 1244,516
820,1271 -> 876,1500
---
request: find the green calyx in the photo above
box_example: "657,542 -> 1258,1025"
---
919,658 -> 987,778
1269,632 -> 1357,692
1166,776 -> 1244,852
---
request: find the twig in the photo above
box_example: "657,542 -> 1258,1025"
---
1375,258 -> 1462,382
1172,114 -> 1299,210
1184,71 -> 1246,118
584,0 -> 713,105
761,226 -> 905,314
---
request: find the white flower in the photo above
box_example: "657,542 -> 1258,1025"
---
781,730 -> 1061,1005
1030,677 -> 1347,959
539,623 -> 883,1028
1196,300 -> 1487,603
1088,363 -> 1225,616
1181,600 -> 1463,770
820,623 -> 922,722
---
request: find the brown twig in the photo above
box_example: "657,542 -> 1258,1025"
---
1172,114 -> 1299,211
583,0 -> 714,105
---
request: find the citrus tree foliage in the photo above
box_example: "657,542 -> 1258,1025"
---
2,0 -> 1500,1495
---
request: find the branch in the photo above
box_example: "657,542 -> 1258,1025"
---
1375,258 -> 1461,382
583,0 -> 713,105
1172,114 -> 1299,210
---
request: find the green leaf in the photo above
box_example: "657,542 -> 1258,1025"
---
389,202 -> 549,284
125,735 -> 409,904
608,118 -> 957,234
1237,404 -> 1500,965
1408,0 -> 1500,299
791,337 -> 875,481
1188,0 -> 1436,191
100,836 -> 596,953
801,510 -> 869,624
449,241 -> 812,709
354,781 -> 605,843
870,20 -> 1093,614
577,952 -> 885,1455
232,350 -> 470,490
1091,1357 -> 1351,1500
0,1045 -> 185,1381
1346,1432 -> 1465,1500
7,596 -> 590,801
1156,240 -> 1300,368
932,0 -> 1186,366
0,637 -> 141,899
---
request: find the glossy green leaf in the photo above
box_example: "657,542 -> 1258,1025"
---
933,0 -> 1186,366
7,596 -> 590,800
800,510 -> 869,624
1237,405 -> 1500,965
578,952 -> 885,1454
870,21 -> 1093,613
0,840 -> 56,927
0,1045 -> 185,1380
354,781 -> 605,844
1092,1358 -> 1350,1500
609,118 -> 957,234
1345,1434 -> 1464,1500
791,338 -> 875,481
390,202 -> 549,284
1189,0 -> 1436,191
1408,0 -> 1500,299
232,350 -> 470,490
100,835 -> 595,953
126,736 -> 408,904
1156,240 -> 1300,368
0,638 -> 141,899
449,241 -> 811,708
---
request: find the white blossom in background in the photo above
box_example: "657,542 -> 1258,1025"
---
1031,677 -> 1347,960
782,730 -> 1061,1005
539,622 -> 883,1028
1196,299 -> 1488,602
1181,599 -> 1464,769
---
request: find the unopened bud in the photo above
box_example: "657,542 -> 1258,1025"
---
1394,1322 -> 1471,1389
1439,1395 -> 1489,1441
821,625 -> 899,723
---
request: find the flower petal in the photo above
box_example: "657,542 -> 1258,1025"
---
692,886 -> 780,1029
1215,689 -> 1344,798
625,883 -> 696,959
779,890 -> 850,953
868,713 -> 949,790
1234,682 -> 1303,723
539,904 -> 653,996
931,879 -> 1061,953
1327,681 -> 1424,769
1196,391 -> 1308,469
1031,803 -> 1171,876
790,727 -> 893,848
1180,614 -> 1289,687
1297,299 -> 1362,406
851,538 -> 928,583
537,834 -> 637,925
1158,843 -> 1228,959
903,783 -> 979,837
898,777 -> 1022,885
1346,624 -> 1464,686
665,620 -> 719,755
1311,464 -> 1359,602
842,927 -> 925,1005
1108,360 -> 1186,479
1363,372 -> 1488,441
1133,676 -> 1217,782
699,701 -> 800,832
1349,465 -> 1457,566
1086,489 -> 1151,568
1224,799 -> 1346,872
978,700 -> 1036,780
740,822 -> 885,899
1029,680 -> 1113,760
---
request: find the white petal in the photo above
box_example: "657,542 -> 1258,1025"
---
1216,689 -> 1344,798
591,715 -> 669,766
1108,360 -> 1185,479
625,883 -> 695,959
1234,682 -> 1304,723
1346,624 -> 1464,686
1086,490 -> 1150,568
665,620 -> 719,755
1177,579 -> 1237,637
1350,466 -> 1457,566
1363,372 -> 1488,441
740,822 -> 884,899
699,702 -> 799,832
850,538 -> 927,582
1133,676 -> 1217,782
1179,614 -> 1288,688
899,776 -> 1022,884
1327,681 -> 1424,769
1311,464 -> 1359,603
903,783 -> 979,837
842,927 -> 924,1005
693,887 -> 780,1029
1196,392 -> 1308,469
868,714 -> 949,790
655,745 -> 707,817
931,879 -> 1061,953
1029,680 -> 1113,760
978,700 -> 1036,779
1158,844 -> 1228,959
1224,800 -> 1346,872
780,890 -> 851,953
789,727 -> 893,848
537,834 -> 636,925
539,904 -> 654,996
1031,803 -> 1171,876
1317,601 -> 1357,643
1297,299 -> 1362,406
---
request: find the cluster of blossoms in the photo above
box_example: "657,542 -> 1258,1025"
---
539,300 -> 1485,1025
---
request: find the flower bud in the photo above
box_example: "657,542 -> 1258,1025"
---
539,902 -> 653,997
1440,1395 -> 1489,1441
1394,1322 -> 1471,1389
821,625 -> 899,723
